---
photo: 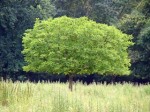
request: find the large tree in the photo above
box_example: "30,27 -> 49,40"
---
22,16 -> 133,90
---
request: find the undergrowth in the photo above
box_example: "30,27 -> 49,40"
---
0,81 -> 149,112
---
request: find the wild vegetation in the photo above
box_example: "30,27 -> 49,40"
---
0,1 -> 150,111
22,16 -> 133,90
0,81 -> 150,112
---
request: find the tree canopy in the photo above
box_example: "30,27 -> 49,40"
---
22,16 -> 133,76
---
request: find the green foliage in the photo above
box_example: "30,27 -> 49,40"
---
22,16 -> 133,76
117,10 -> 145,64
118,11 -> 145,36
118,0 -> 150,80
133,19 -> 150,79
0,0 -> 56,75
90,0 -> 140,24
53,0 -> 92,17
53,0 -> 140,24
136,0 -> 150,17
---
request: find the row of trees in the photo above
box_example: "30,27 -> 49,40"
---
0,0 -> 150,82
118,0 -> 150,81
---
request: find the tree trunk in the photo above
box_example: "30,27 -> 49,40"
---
2,72 -> 7,81
68,75 -> 73,91
111,75 -> 116,83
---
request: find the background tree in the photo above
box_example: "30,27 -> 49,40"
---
53,0 -> 140,24
134,19 -> 150,80
118,0 -> 150,82
0,0 -> 56,79
22,16 -> 133,90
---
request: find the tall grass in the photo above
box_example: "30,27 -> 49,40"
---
0,80 -> 149,112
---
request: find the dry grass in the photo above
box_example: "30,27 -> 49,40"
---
0,80 -> 150,112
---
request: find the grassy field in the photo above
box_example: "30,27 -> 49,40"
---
0,81 -> 150,112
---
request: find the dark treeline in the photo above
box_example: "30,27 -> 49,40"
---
0,0 -> 150,83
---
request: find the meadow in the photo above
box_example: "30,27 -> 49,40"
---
0,80 -> 150,112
